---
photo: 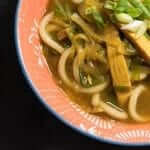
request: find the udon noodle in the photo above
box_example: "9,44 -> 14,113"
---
39,0 -> 150,122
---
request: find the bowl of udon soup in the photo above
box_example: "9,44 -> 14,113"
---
16,0 -> 150,145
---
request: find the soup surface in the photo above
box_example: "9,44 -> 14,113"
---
40,0 -> 150,122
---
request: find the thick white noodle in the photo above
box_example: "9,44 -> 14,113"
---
129,85 -> 149,122
73,55 -> 80,83
72,34 -> 88,83
58,48 -> 74,88
71,13 -> 103,43
58,49 -> 109,94
92,94 -> 128,120
39,12 -> 64,54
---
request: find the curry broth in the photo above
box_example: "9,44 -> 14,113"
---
44,1 -> 109,113
43,44 -> 150,121
41,0 -> 150,122
137,83 -> 150,118
43,47 -> 93,112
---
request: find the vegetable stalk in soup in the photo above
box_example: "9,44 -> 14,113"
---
39,0 -> 150,122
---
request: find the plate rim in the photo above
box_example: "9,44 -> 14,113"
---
14,0 -> 150,147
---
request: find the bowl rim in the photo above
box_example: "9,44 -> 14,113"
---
14,0 -> 150,147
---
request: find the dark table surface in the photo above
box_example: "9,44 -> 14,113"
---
1,0 -> 150,149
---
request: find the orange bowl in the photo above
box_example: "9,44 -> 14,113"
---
15,0 -> 150,146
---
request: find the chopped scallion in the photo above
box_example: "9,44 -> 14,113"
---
143,0 -> 150,11
104,1 -> 117,10
55,0 -> 66,18
115,0 -> 129,13
127,7 -> 143,18
85,7 -> 105,28
128,0 -> 150,19
115,13 -> 133,24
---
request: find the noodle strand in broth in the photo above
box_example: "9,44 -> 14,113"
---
39,0 -> 150,122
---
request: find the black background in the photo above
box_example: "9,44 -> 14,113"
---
1,0 -> 150,149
